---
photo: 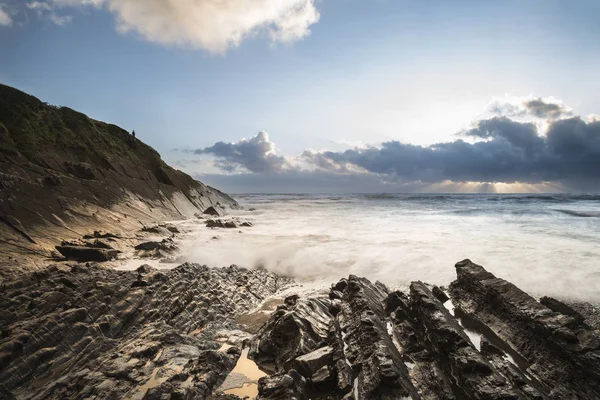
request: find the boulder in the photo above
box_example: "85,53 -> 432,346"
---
291,346 -> 334,379
55,245 -> 118,262
204,206 -> 221,216
257,370 -> 308,400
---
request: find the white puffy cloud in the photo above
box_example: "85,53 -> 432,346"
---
193,131 -> 295,173
52,0 -> 320,53
0,5 -> 12,26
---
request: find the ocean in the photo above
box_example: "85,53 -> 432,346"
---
179,193 -> 600,302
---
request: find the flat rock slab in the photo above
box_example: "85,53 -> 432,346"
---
55,245 -> 119,261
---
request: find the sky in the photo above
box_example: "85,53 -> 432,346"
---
1,0 -> 599,193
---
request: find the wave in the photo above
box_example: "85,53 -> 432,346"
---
554,209 -> 600,218
448,208 -> 485,215
485,195 -> 574,203
363,194 -> 454,201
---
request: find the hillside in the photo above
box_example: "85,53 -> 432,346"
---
0,84 -> 236,274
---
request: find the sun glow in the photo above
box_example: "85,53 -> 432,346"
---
421,180 -> 567,194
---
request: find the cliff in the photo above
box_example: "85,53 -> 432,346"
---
0,84 -> 236,274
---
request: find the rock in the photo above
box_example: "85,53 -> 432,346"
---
166,225 -> 180,234
540,296 -> 585,325
50,250 -> 65,261
134,238 -> 178,258
83,231 -> 120,240
284,295 -> 299,307
0,263 -> 291,399
0,84 -> 239,274
450,259 -> 600,399
141,224 -> 173,236
134,238 -> 176,251
432,285 -> 450,303
55,245 -> 119,262
249,263 -> 598,400
291,346 -> 334,379
250,297 -> 333,374
204,206 -> 221,216
257,370 -> 308,400
42,175 -> 62,187
206,218 -> 253,229
65,162 -> 96,180
334,276 -> 419,399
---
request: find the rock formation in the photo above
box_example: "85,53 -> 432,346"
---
0,263 -> 291,399
0,84 -> 237,275
248,260 -> 600,399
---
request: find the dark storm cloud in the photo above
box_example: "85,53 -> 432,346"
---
489,97 -> 572,120
524,98 -> 571,119
303,117 -> 600,184
188,116 -> 599,191
193,131 -> 291,173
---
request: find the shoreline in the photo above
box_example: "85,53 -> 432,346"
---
1,209 -> 599,399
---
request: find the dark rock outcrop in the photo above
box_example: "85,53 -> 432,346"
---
450,259 -> 600,399
134,238 -> 179,258
0,262 -> 291,399
247,262 -> 600,400
206,218 -> 253,229
55,244 -> 119,261
204,206 -> 221,216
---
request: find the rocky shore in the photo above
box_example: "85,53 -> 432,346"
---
1,236 -> 599,399
1,85 -> 599,399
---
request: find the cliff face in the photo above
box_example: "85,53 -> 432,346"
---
0,84 -> 236,272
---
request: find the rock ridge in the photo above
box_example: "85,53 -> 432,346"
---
0,84 -> 237,274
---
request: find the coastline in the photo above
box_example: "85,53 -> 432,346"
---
1,207 -> 599,399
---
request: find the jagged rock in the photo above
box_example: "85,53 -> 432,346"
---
249,263 -> 600,400
204,206 -> 221,216
257,370 -> 308,400
250,298 -> 333,374
206,218 -> 253,229
431,285 -> 449,303
450,259 -> 600,399
55,245 -> 119,261
334,276 -> 419,399
61,239 -> 114,249
134,238 -> 176,251
540,296 -> 585,325
166,225 -> 180,234
291,346 -> 334,379
206,219 -> 237,229
134,238 -> 178,258
82,230 -> 120,240
0,263 -> 291,399
141,224 -> 174,236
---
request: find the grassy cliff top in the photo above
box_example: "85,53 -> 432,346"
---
0,84 -> 166,173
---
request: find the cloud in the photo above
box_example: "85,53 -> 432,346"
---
305,117 -> 600,185
193,131 -> 294,173
524,98 -> 571,119
0,5 -> 12,26
187,115 -> 600,191
26,1 -> 72,25
488,96 -> 572,121
50,0 -> 320,53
